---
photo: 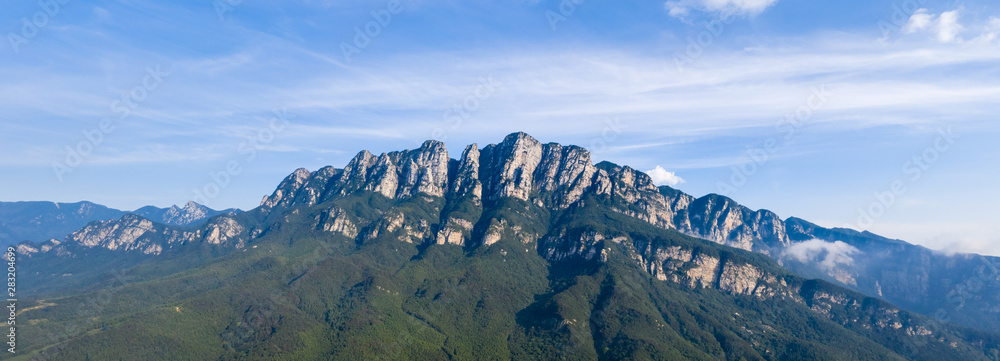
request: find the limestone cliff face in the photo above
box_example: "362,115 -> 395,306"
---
336,140 -> 450,200
435,218 -> 474,246
450,144 -> 483,200
204,216 -> 246,247
260,167 -> 314,210
480,133 -> 544,202
359,210 -> 432,244
65,214 -> 162,254
601,163 -> 677,231
671,194 -> 790,253
22,212 -> 247,257
316,207 -> 359,239
245,132 -> 687,250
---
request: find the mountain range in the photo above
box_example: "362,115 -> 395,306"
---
0,201 -> 239,248
10,133 -> 1000,360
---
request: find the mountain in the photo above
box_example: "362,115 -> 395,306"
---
0,201 -> 238,248
11,133 -> 1000,360
132,201 -> 240,226
0,201 -> 125,249
652,188 -> 1000,333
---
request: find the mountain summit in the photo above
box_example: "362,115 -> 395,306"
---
132,201 -> 239,226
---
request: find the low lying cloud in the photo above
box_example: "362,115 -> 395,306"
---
646,166 -> 685,186
665,0 -> 778,18
782,239 -> 861,271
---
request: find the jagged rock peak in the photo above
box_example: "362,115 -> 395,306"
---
257,132 -> 642,210
340,140 -> 450,199
260,168 -> 313,209
481,132 -> 545,201
450,143 -> 482,199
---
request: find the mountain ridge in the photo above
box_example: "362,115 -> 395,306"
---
13,132 -> 1000,360
18,132 -> 1000,332
0,200 -> 240,249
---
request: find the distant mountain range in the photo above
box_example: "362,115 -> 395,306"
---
11,133 -> 1000,360
0,200 -> 239,248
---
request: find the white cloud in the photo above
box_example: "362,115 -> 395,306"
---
665,0 -> 778,18
901,8 -> 966,43
972,16 -> 1000,43
646,166 -> 685,186
903,9 -> 933,34
782,239 -> 861,271
936,10 -> 964,43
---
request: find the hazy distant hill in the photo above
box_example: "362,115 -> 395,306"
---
0,201 -> 238,248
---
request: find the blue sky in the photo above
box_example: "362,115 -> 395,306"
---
1,0 -> 998,255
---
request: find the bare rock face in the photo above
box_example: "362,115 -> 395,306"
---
602,164 -> 678,231
633,240 -> 801,300
127,201 -> 240,229
157,202 -> 208,226
538,230 -> 605,262
719,262 -> 764,295
301,166 -> 342,206
534,226 -> 797,302
316,207 -> 359,239
204,216 -> 245,247
533,144 -> 600,208
481,132 -> 544,202
359,211 -> 432,244
397,141 -> 450,198
668,194 -> 790,253
342,141 -> 451,200
340,150 -> 378,191
260,168 -> 313,210
450,144 -> 483,200
435,227 -> 465,246
435,218 -> 474,246
165,229 -> 201,247
68,214 -> 157,252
